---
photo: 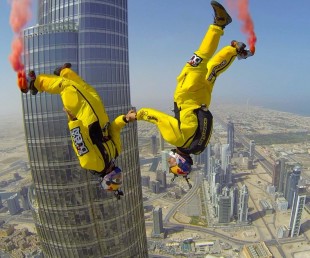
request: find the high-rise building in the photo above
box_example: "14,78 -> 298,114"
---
273,158 -> 286,192
141,175 -> 151,187
156,171 -> 167,189
213,183 -> 222,209
7,194 -> 21,215
159,133 -> 165,151
221,144 -> 231,184
208,156 -> 216,182
161,150 -> 170,173
210,163 -> 222,204
20,186 -> 30,211
221,144 -> 230,172
238,185 -> 249,223
286,166 -> 301,208
214,143 -> 221,160
218,195 -> 231,223
22,1 -> 147,257
249,140 -> 255,158
152,206 -> 165,237
151,135 -> 158,156
230,185 -> 239,220
227,121 -> 234,157
289,185 -> 306,237
222,186 -> 229,197
149,180 -> 161,194
203,144 -> 211,179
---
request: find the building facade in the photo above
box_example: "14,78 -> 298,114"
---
249,140 -> 255,158
273,158 -> 286,192
218,196 -> 231,223
22,1 -> 147,257
227,121 -> 234,157
152,206 -> 164,237
151,135 -> 158,156
238,185 -> 249,223
289,185 -> 306,237
286,166 -> 301,208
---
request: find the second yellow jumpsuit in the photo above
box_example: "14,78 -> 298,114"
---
137,24 -> 239,152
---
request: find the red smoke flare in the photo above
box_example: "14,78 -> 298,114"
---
8,0 -> 32,91
227,0 -> 257,53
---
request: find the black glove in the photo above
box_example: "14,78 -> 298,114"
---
54,63 -> 72,76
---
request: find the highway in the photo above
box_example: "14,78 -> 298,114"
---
163,172 -> 203,224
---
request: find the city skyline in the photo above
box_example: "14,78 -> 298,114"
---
0,102 -> 310,257
1,0 -> 310,117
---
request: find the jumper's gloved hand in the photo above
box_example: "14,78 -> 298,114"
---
27,70 -> 38,95
18,70 -> 38,95
124,109 -> 137,123
54,63 -> 72,76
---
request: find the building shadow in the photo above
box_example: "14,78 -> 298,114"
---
165,225 -> 185,235
233,172 -> 251,183
249,211 -> 263,222
300,219 -> 310,234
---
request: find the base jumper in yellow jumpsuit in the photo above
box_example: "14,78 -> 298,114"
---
20,64 -> 136,198
137,1 -> 254,182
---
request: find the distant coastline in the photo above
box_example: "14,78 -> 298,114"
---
264,105 -> 310,118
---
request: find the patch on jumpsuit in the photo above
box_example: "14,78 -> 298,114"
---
187,53 -> 203,67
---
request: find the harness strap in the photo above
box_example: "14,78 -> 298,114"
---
177,105 -> 213,155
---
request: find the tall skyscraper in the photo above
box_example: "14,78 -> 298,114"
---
20,186 -> 30,211
227,121 -> 234,157
249,140 -> 255,158
159,132 -> 165,151
230,185 -> 239,220
218,196 -> 231,223
152,206 -> 165,237
7,194 -> 21,215
221,144 -> 230,172
238,185 -> 249,223
289,185 -> 306,237
221,144 -> 231,184
210,163 -> 222,204
22,1 -> 147,257
286,166 -> 302,208
156,170 -> 167,189
151,135 -> 158,156
161,150 -> 170,173
273,158 -> 286,192
203,144 -> 211,179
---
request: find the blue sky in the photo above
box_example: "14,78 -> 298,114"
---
1,0 -> 310,118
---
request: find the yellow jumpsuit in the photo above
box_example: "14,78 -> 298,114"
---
34,68 -> 128,173
137,24 -> 238,151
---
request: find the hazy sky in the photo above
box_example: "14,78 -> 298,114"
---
1,0 -> 310,118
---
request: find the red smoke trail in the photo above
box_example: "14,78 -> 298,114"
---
227,0 -> 257,53
8,0 -> 32,92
